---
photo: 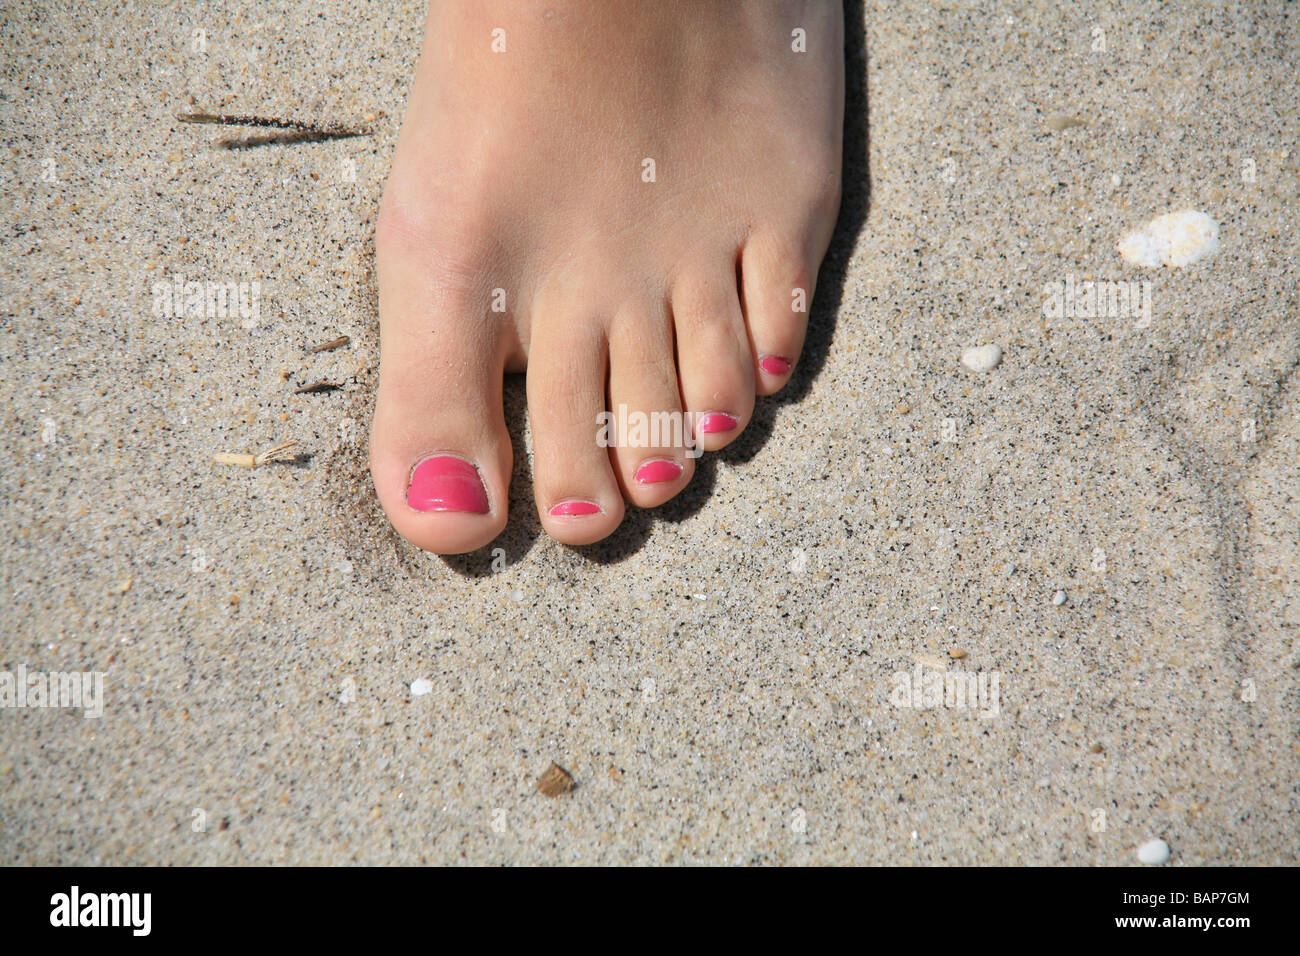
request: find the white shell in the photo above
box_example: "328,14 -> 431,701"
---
960,344 -> 1003,372
410,678 -> 433,697
1119,210 -> 1219,268
1137,838 -> 1171,864
1053,589 -> 1067,606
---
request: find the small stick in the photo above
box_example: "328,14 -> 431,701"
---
177,111 -> 372,137
214,438 -> 299,469
309,335 -> 350,353
293,382 -> 341,394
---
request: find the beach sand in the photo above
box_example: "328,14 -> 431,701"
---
1,0 -> 1296,864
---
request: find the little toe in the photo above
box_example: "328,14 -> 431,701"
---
739,228 -> 818,396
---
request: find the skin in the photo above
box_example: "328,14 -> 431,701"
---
372,0 -> 844,553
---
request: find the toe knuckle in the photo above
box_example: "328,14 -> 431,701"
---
376,197 -> 437,248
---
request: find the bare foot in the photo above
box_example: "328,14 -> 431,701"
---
372,1 -> 843,553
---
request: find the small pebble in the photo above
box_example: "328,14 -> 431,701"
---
1053,590 -> 1067,607
960,344 -> 1003,372
949,648 -> 967,659
1119,210 -> 1219,268
410,678 -> 433,697
1045,112 -> 1085,131
1137,838 -> 1171,864
535,762 -> 576,797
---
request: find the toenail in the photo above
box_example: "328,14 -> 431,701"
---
698,412 -> 738,434
634,459 -> 683,484
760,356 -> 792,375
549,500 -> 602,517
407,455 -> 490,513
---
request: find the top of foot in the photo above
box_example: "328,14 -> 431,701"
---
372,0 -> 844,553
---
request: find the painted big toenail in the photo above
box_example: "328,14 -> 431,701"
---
760,356 -> 792,375
550,500 -> 601,517
407,456 -> 489,513
634,459 -> 683,484
698,412 -> 738,434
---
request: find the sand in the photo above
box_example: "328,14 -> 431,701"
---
1,0 -> 1296,864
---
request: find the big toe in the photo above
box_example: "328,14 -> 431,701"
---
370,227 -> 511,555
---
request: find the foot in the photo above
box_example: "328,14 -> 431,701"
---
371,0 -> 843,553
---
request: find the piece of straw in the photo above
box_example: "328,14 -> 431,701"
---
213,438 -> 299,469
309,335 -> 350,353
177,112 -> 373,136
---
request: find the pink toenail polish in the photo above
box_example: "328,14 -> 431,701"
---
550,500 -> 601,517
634,459 -> 682,484
407,456 -> 489,513
760,356 -> 792,375
698,412 -> 738,434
